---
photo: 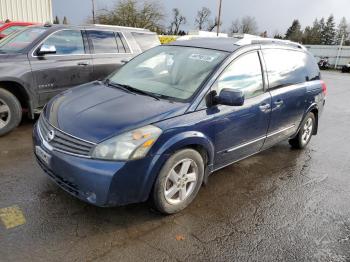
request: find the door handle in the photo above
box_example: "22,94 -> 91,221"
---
259,103 -> 271,112
274,100 -> 284,107
77,62 -> 89,66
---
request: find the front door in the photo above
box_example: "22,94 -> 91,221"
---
211,51 -> 271,169
29,29 -> 93,106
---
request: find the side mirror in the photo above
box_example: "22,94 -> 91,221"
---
121,59 -> 130,64
214,88 -> 245,106
38,45 -> 56,56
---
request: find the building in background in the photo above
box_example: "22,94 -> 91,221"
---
0,0 -> 52,23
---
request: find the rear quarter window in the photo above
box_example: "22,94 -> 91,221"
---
263,49 -> 309,89
305,53 -> 321,81
88,30 -> 131,54
131,32 -> 160,51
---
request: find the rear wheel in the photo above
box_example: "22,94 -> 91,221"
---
152,149 -> 204,214
289,112 -> 315,149
0,88 -> 22,136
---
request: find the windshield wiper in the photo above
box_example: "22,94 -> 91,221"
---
112,82 -> 160,101
104,79 -> 133,94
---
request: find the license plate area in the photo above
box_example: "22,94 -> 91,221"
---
35,146 -> 51,166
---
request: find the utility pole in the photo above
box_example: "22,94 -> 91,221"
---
92,0 -> 96,24
216,0 -> 222,36
335,34 -> 344,69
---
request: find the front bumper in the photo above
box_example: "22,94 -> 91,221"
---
33,123 -> 163,207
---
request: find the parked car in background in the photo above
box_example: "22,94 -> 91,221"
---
33,38 -> 326,214
341,62 -> 350,73
0,21 -> 35,39
0,24 -> 160,136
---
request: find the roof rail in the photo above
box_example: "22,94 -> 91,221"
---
233,35 -> 307,51
251,38 -> 307,50
92,24 -> 149,31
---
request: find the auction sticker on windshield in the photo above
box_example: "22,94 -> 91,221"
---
189,53 -> 219,62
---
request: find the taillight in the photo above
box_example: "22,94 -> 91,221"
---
321,81 -> 327,95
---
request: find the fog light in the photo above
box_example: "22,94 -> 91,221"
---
86,192 -> 97,204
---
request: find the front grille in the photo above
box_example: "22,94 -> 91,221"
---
38,115 -> 95,157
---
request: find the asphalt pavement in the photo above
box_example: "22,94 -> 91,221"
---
1,71 -> 350,261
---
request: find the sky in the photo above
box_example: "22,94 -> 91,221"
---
52,0 -> 350,35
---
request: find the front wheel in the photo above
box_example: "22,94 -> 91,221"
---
152,149 -> 204,214
289,112 -> 315,149
0,88 -> 22,136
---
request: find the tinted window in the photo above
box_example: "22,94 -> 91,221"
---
131,32 -> 159,51
0,27 -> 47,53
42,30 -> 85,55
88,30 -> 118,54
216,52 -> 263,99
1,25 -> 25,35
263,49 -> 308,89
306,53 -> 320,81
118,32 -> 130,53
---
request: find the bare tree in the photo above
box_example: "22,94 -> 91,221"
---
94,0 -> 165,33
195,7 -> 211,30
207,17 -> 222,32
229,19 -> 241,34
229,16 -> 258,35
169,8 -> 186,35
241,16 -> 258,34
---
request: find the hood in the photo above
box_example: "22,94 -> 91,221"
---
44,81 -> 189,143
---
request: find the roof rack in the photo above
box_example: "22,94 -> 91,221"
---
92,24 -> 149,31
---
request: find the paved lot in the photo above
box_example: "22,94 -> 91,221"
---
1,71 -> 350,261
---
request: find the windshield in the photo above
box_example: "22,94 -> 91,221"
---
0,27 -> 47,53
109,45 -> 228,101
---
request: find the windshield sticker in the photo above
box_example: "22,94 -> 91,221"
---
189,54 -> 218,62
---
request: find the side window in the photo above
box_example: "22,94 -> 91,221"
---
88,30 -> 118,54
131,32 -> 159,51
216,52 -> 264,99
2,25 -> 25,35
116,32 -> 130,53
41,30 -> 85,55
263,49 -> 308,89
306,53 -> 320,81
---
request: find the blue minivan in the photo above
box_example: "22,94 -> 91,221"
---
33,38 -> 326,214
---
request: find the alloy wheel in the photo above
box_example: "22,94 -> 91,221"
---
0,98 -> 10,129
301,117 -> 313,145
164,158 -> 198,205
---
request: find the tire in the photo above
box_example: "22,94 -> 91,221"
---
0,88 -> 22,136
152,149 -> 204,214
289,112 -> 315,149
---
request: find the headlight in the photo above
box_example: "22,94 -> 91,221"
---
91,125 -> 162,161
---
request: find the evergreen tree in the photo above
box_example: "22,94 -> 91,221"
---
303,19 -> 323,44
53,16 -> 60,24
321,15 -> 336,45
285,19 -> 303,42
62,16 -> 68,24
335,17 -> 349,45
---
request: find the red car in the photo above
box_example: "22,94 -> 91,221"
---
0,21 -> 35,39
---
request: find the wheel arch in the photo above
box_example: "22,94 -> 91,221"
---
143,131 -> 215,199
0,81 -> 32,117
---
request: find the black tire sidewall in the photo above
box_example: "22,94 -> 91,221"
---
0,88 -> 22,136
152,149 -> 204,214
